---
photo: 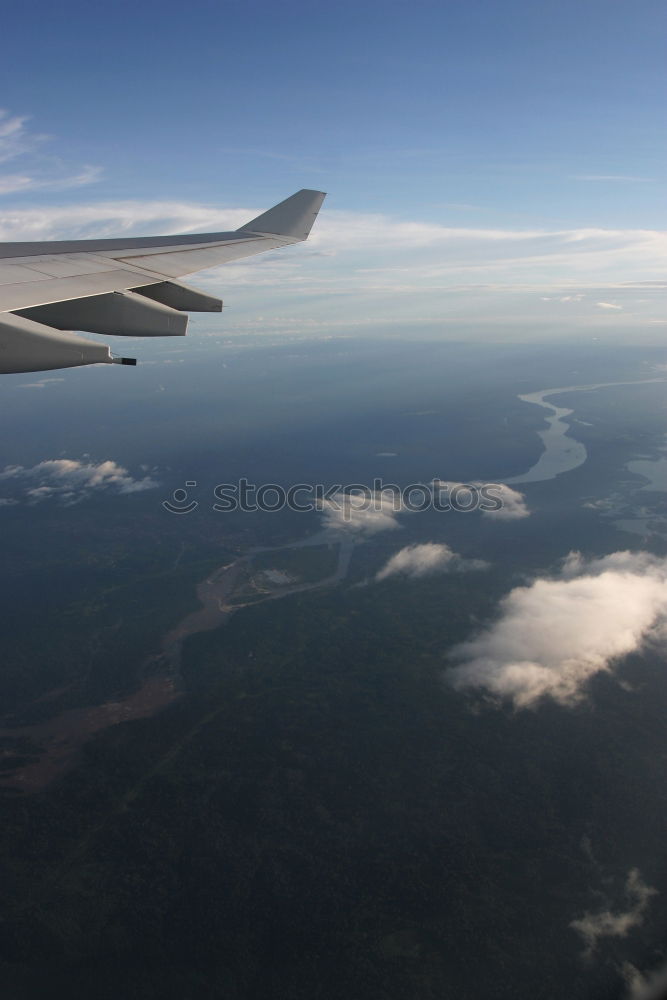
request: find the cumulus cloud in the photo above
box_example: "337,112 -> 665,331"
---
318,489 -> 405,536
433,480 -> 530,520
481,483 -> 530,520
447,550 -> 667,708
624,960 -> 667,1000
375,542 -> 489,581
570,869 -> 658,957
0,458 -> 158,506
319,481 -> 529,537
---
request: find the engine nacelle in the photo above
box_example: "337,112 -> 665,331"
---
17,289 -> 188,338
133,280 -> 222,313
0,313 -> 131,373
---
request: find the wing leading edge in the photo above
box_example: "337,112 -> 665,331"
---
0,189 -> 325,373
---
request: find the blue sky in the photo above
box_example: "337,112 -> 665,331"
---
0,0 -> 665,342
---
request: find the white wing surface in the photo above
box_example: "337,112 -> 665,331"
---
0,189 -> 326,373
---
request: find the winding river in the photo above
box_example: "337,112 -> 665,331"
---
506,379 -> 667,484
160,530 -> 355,668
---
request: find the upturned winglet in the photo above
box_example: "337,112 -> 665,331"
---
238,189 -> 326,241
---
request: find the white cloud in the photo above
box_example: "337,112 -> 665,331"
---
318,489 -> 405,536
0,199 -> 664,283
15,377 -> 65,389
597,301 -> 623,310
319,482 -> 529,537
0,109 -> 46,164
0,200 -> 248,241
433,480 -> 530,520
0,164 -> 102,195
574,174 -> 653,183
624,960 -> 667,1000
542,293 -> 586,303
376,542 -> 489,581
481,483 -> 530,520
570,868 -> 658,956
447,550 -> 667,708
0,458 -> 158,506
0,108 -> 101,195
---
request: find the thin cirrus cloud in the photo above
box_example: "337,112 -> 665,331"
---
447,550 -> 667,709
0,165 -> 103,196
2,200 -> 662,284
0,109 -> 46,163
14,376 -> 65,389
375,542 -> 489,581
573,174 -> 654,183
0,458 -> 158,507
0,109 -> 102,195
0,200 -> 248,241
0,197 -> 663,265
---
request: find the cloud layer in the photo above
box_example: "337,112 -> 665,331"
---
0,185 -> 664,339
447,550 -> 667,708
0,458 -> 158,506
376,542 -> 489,580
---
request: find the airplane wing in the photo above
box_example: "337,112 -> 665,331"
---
0,188 -> 326,373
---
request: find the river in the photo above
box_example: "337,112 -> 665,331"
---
506,379 -> 667,485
